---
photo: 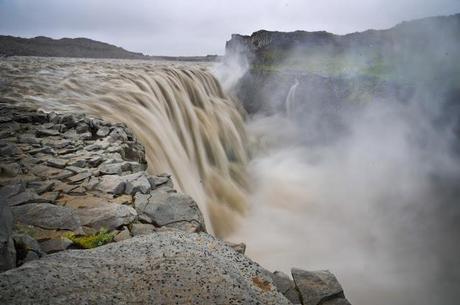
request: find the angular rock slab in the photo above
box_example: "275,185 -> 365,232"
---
75,202 -> 137,230
134,190 -> 206,232
11,203 -> 83,233
291,268 -> 350,305
0,230 -> 291,305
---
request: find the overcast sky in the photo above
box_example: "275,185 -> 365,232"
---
0,0 -> 459,56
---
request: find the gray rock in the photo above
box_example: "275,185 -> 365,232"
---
148,174 -> 173,188
87,155 -> 103,167
134,191 -> 206,232
130,223 -> 156,236
113,227 -> 131,242
291,268 -> 348,305
39,238 -> 73,254
59,114 -> 78,128
67,171 -> 92,183
51,169 -> 74,180
36,128 -> 60,137
27,181 -> 54,194
0,201 -> 16,271
0,143 -> 20,155
9,190 -> 42,206
0,128 -> 15,138
22,251 -> 41,264
17,134 -> 41,145
96,175 -> 125,195
40,192 -> 60,203
12,233 -> 44,265
80,131 -> 93,141
109,127 -> 128,142
96,126 -> 110,137
75,123 -> 89,134
66,166 -> 86,174
0,230 -> 290,305
0,183 -> 25,199
124,172 -> 151,194
126,161 -> 146,173
11,203 -> 83,233
75,203 -> 137,230
99,163 -> 123,175
82,177 -> 99,191
46,158 -> 68,169
67,158 -> 87,168
28,146 -> 55,155
0,163 -> 22,177
42,138 -> 71,149
270,271 -> 302,304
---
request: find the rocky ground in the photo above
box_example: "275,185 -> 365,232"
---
0,103 -> 351,304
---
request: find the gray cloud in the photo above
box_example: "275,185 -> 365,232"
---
0,0 -> 459,55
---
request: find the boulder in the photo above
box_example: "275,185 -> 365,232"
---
75,203 -> 137,230
291,268 -> 350,305
8,190 -> 43,206
0,230 -> 291,305
39,238 -> 73,254
96,175 -> 125,195
12,233 -> 44,265
36,128 -> 60,137
11,203 -> 83,233
130,223 -> 156,236
270,271 -> 302,304
134,190 -> 206,232
124,172 -> 151,194
98,162 -> 125,175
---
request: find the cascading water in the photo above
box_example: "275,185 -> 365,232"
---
285,78 -> 299,118
0,57 -> 249,237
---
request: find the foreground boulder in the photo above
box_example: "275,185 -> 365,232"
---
291,268 -> 351,305
0,229 -> 291,305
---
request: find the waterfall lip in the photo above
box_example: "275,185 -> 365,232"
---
0,57 -> 250,238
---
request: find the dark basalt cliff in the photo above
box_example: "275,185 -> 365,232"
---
226,14 -> 460,144
226,13 -> 460,68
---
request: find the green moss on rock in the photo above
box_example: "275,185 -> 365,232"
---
64,229 -> 116,249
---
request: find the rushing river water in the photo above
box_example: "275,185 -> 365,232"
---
0,56 -> 249,237
1,56 -> 458,305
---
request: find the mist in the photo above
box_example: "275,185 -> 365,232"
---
221,16 -> 460,305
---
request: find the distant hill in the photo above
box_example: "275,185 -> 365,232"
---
0,36 -> 148,59
0,35 -> 221,61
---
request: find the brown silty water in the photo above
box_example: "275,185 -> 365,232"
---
0,56 -> 249,237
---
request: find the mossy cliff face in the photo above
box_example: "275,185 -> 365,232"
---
226,14 -> 460,123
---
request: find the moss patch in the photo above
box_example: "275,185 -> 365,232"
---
64,228 -> 116,249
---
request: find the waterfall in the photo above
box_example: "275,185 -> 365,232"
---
0,57 -> 249,237
285,78 -> 299,118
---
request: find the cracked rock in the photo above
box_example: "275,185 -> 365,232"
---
134,190 -> 206,232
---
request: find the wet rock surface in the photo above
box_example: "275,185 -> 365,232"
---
0,104 -> 351,304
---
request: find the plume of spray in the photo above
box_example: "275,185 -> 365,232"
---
221,17 -> 460,305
